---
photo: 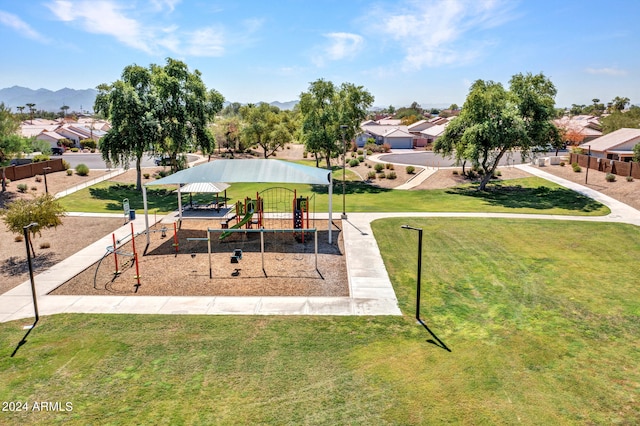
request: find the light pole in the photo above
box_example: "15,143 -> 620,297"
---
43,167 -> 51,194
340,125 -> 348,219
401,225 -> 423,320
23,222 -> 39,323
585,145 -> 591,185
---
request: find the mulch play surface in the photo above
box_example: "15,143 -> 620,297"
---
51,219 -> 349,297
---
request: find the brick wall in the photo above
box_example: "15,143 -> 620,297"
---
1,158 -> 65,181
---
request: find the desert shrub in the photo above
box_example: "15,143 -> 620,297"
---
605,173 -> 616,182
358,156 -> 365,162
351,152 -> 356,158
382,143 -> 391,152
374,163 -> 384,173
406,166 -> 415,174
70,147 -> 79,152
66,169 -> 73,176
59,138 -> 74,148
452,170 -> 459,175
626,176 -> 634,182
31,186 -> 37,191
385,163 -> 394,170
80,139 -> 96,150
349,159 -> 359,167
75,163 -> 90,176
17,183 -> 28,193
143,173 -> 150,179
387,171 -> 397,179
14,235 -> 23,242
467,170 -> 477,179
560,161 -> 565,167
303,151 -> 308,158
366,149 -> 373,156
62,159 -> 70,170
32,154 -> 50,162
367,171 -> 376,179
494,170 -> 502,177
35,176 -> 42,182
39,242 -> 51,249
572,162 -> 581,172
357,149 -> 363,155
378,173 -> 386,179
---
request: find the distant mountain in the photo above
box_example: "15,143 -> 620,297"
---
0,86 -> 98,113
268,100 -> 298,110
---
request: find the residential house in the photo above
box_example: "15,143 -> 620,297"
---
357,122 -> 414,149
36,131 -> 68,150
578,127 -> 640,161
554,115 -> 602,144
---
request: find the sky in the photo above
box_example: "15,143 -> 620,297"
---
0,0 -> 639,109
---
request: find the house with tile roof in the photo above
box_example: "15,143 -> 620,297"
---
578,128 -> 640,161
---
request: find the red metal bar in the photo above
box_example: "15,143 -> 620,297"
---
173,222 -> 179,254
112,233 -> 119,274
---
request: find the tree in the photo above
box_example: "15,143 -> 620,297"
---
610,96 -> 630,112
26,103 -> 36,124
0,102 -> 25,191
435,72 -> 559,191
95,64 -> 157,191
600,107 -> 640,134
1,194 -> 66,257
150,58 -> 224,172
239,103 -> 291,158
60,105 -> 70,119
299,79 -> 373,168
633,143 -> 640,163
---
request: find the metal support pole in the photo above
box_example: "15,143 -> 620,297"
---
340,124 -> 348,219
43,167 -> 51,194
24,223 -> 39,323
585,145 -> 591,185
401,225 -> 423,320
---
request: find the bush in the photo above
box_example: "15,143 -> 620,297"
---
349,159 -> 359,167
303,151 -> 308,158
467,170 -> 477,179
31,186 -> 37,191
39,242 -> 51,249
14,235 -> 23,242
605,173 -> 616,182
17,183 -> 28,193
452,170 -> 459,175
70,147 -> 79,152
385,163 -> 394,170
367,171 -> 376,180
387,171 -> 397,179
75,163 -> 90,176
66,169 -> 73,176
366,149 -> 373,156
378,173 -> 386,179
35,176 -> 42,183
32,154 -> 50,163
80,139 -> 96,150
494,170 -> 502,177
357,149 -> 363,155
559,161 -> 565,167
143,173 -> 150,179
62,159 -> 71,170
571,162 -> 581,173
357,156 -> 365,162
406,166 -> 415,174
626,176 -> 634,182
382,143 -> 391,152
374,163 -> 384,173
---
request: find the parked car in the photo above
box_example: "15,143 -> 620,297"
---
52,147 -> 64,155
154,156 -> 171,166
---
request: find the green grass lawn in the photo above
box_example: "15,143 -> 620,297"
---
59,177 -> 609,216
1,219 -> 638,424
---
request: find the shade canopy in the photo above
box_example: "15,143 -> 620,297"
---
147,159 -> 332,186
176,182 -> 230,193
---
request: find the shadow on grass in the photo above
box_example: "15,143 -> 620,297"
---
311,181 -> 392,195
446,184 -> 604,212
88,183 -> 177,212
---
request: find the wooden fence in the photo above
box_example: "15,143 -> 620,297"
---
569,154 -> 640,179
1,158 -> 66,181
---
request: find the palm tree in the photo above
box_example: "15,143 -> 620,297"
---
26,102 -> 35,124
16,105 -> 25,120
60,105 -> 70,120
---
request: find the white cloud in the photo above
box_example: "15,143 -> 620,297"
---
313,32 -> 364,66
150,0 -> 181,12
0,10 -> 49,43
182,27 -> 225,56
368,0 -> 515,70
585,67 -> 628,77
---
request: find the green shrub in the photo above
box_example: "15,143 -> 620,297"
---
406,166 -> 415,174
367,171 -> 376,179
62,159 -> 70,170
374,163 -> 384,173
467,170 -> 477,179
66,169 -> 73,176
143,173 -> 150,179
387,171 -> 397,179
626,176 -> 634,182
357,149 -> 363,155
75,163 -> 90,176
378,173 -> 386,179
605,173 -> 616,182
349,159 -> 359,167
494,170 -> 502,177
366,149 -> 373,156
17,183 -> 28,193
452,170 -> 459,175
572,162 -> 581,172
357,156 -> 365,162
385,163 -> 394,170
303,151 -> 308,158
80,139 -> 96,150
70,147 -> 79,152
559,161 -> 565,167
32,154 -> 50,162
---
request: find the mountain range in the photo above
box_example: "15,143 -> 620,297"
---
0,86 -> 301,113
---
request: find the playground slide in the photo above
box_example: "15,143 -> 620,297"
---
219,210 -> 254,240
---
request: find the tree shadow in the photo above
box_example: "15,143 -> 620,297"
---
446,184 -> 604,212
88,184 -> 177,212
311,181 -> 392,195
0,190 -> 19,209
1,252 -> 60,276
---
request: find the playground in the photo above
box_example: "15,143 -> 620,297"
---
51,186 -> 348,297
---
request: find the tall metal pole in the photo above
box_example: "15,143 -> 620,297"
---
340,124 -> 348,220
43,167 -> 51,194
24,223 -> 39,323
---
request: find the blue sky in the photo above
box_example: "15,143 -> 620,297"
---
0,0 -> 638,109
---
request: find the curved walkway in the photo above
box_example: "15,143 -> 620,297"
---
2,163 -> 639,323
